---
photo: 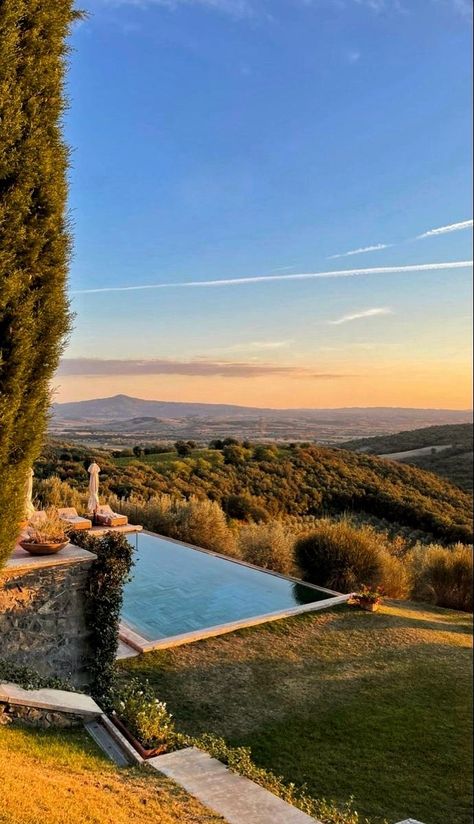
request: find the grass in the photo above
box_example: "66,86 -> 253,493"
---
119,601 -> 473,824
113,449 -> 218,468
0,724 -> 222,824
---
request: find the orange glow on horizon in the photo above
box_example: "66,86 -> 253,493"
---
52,358 -> 472,410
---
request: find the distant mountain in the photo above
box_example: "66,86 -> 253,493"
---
51,394 -> 473,425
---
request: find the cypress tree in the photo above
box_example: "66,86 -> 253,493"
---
0,2 -> 79,566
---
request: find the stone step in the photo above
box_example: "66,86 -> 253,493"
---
84,719 -> 131,767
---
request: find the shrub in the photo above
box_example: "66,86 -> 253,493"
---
112,494 -> 239,558
70,530 -> 134,707
111,494 -> 176,536
0,660 -> 73,692
113,678 -> 175,750
409,543 -> 473,611
34,476 -> 84,510
173,496 -> 239,556
224,493 -> 269,523
295,519 -> 386,592
379,552 -> 410,599
238,522 -> 295,574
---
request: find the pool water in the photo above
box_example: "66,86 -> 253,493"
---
121,532 -> 337,642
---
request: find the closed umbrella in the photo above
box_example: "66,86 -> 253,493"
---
25,468 -> 35,519
87,462 -> 101,515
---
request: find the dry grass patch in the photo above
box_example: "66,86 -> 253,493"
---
0,725 -> 222,824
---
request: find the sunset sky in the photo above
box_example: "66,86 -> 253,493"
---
59,0 -> 473,409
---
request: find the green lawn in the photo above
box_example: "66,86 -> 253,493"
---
113,449 -> 218,468
0,724 -> 222,824
119,601 -> 473,824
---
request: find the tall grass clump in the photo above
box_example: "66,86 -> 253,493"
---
295,518 -> 389,593
409,543 -> 473,611
34,476 -> 85,510
174,496 -> 239,556
238,522 -> 295,574
112,494 -> 239,557
0,2 -> 79,567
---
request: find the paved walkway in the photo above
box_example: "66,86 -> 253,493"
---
149,746 -> 319,824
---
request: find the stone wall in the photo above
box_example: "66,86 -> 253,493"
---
0,548 -> 96,685
0,702 -> 83,728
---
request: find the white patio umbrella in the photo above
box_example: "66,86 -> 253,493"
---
87,462 -> 101,515
24,468 -> 35,519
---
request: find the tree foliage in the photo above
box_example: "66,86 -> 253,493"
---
0,1 -> 77,566
36,440 -> 473,545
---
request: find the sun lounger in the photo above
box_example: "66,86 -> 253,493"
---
94,504 -> 128,527
57,507 -> 92,531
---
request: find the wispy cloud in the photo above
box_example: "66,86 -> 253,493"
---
57,357 -> 349,379
327,217 -> 472,260
328,243 -> 390,259
416,219 -> 473,239
72,260 -> 472,295
328,307 -> 393,325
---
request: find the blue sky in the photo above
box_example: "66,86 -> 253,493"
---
59,0 -> 473,407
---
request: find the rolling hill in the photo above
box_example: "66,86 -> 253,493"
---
340,423 -> 473,491
37,439 -> 473,544
50,395 -> 473,446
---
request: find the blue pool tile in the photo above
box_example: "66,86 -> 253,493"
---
121,533 -> 334,642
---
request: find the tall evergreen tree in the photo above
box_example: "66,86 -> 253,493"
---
0,2 -> 79,566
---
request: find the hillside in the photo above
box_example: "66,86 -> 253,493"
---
340,423 -> 473,491
35,440 -> 473,544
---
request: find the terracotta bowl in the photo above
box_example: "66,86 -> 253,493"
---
19,540 -> 69,556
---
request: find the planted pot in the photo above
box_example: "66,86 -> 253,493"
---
19,539 -> 69,556
359,600 -> 380,612
110,715 -> 168,759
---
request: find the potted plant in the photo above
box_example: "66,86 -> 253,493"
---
19,508 -> 70,556
111,678 -> 175,759
353,584 -> 384,612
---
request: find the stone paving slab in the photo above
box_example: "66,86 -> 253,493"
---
116,639 -> 139,660
149,747 -> 319,824
0,683 -> 102,718
5,543 -> 96,573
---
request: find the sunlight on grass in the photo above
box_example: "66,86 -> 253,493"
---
0,725 -> 222,824
121,602 -> 473,824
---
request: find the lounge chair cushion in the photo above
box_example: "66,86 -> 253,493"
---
57,507 -> 92,530
94,505 -> 128,527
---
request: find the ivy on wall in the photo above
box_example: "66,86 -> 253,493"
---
70,530 -> 134,707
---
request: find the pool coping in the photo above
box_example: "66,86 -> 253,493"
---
119,529 -> 352,653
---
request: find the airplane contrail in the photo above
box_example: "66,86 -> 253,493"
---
72,260 -> 473,295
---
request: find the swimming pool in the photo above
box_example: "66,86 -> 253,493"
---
120,532 -> 349,652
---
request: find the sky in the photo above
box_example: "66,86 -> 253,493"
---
59,0 -> 473,409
